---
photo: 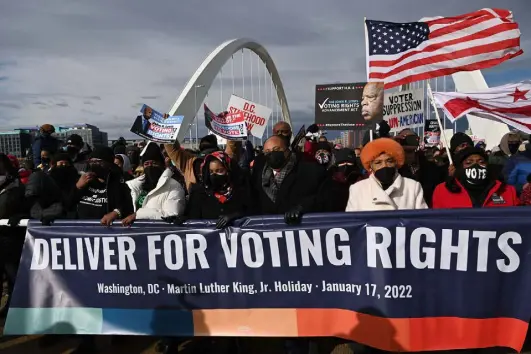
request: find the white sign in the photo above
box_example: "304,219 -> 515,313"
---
383,88 -> 425,133
226,95 -> 272,138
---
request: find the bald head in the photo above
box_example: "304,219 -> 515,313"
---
264,135 -> 288,152
273,121 -> 292,136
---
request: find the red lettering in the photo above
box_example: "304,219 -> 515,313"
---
246,122 -> 255,131
243,102 -> 256,113
389,117 -> 398,129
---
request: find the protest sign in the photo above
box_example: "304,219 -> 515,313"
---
226,95 -> 272,138
315,83 -> 368,130
383,88 -> 425,133
424,120 -> 441,146
204,104 -> 247,141
209,130 -> 227,146
130,104 -> 183,143
5,208 -> 531,352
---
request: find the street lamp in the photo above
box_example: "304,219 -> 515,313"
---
194,84 -> 205,150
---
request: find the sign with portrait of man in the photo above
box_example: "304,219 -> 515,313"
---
315,83 -> 379,130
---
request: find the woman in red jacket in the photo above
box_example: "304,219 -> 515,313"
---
432,147 -> 519,208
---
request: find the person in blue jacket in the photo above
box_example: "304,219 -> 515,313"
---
503,141 -> 531,195
32,124 -> 59,167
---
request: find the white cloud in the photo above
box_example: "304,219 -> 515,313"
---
0,0 -> 529,139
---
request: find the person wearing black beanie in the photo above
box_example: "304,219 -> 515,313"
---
432,147 -> 518,208
123,142 -> 186,227
449,132 -> 473,155
67,145 -> 133,225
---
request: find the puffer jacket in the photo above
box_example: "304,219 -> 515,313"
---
127,168 -> 186,219
25,170 -> 64,221
503,151 -> 531,195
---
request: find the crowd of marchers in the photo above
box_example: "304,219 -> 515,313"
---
1,120 -> 530,353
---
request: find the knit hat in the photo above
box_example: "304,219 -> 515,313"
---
199,134 -> 219,152
334,148 -> 356,164
40,124 -> 55,134
450,132 -> 473,153
360,138 -> 405,171
455,147 -> 488,166
141,142 -> 164,164
316,141 -> 332,153
52,152 -> 72,165
67,134 -> 83,147
90,146 -> 115,164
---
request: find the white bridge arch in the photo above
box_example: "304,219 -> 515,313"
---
168,38 -> 292,142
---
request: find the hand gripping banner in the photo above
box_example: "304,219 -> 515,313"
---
5,208 -> 531,352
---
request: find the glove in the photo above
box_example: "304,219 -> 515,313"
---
161,215 -> 187,225
8,215 -> 23,227
284,205 -> 304,225
216,212 -> 243,229
41,216 -> 55,226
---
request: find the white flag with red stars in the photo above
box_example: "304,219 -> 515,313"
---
432,81 -> 531,134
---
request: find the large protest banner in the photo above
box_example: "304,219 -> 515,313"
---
5,208 -> 531,352
204,104 -> 247,140
383,88 -> 425,133
315,83 -> 369,130
130,104 -> 183,143
226,95 -> 272,139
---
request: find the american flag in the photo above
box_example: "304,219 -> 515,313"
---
433,81 -> 531,133
365,8 -> 523,89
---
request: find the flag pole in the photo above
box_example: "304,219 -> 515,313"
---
363,17 -> 374,142
427,81 -> 453,165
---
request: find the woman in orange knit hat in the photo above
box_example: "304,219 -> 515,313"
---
346,138 -> 427,211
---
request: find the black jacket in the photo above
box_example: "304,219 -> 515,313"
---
67,168 -> 133,219
399,153 -> 446,207
0,180 -> 29,264
25,171 -> 64,221
317,178 -> 352,212
187,184 -> 255,220
250,156 -> 327,215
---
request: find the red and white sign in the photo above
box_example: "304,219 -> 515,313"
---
226,95 -> 272,138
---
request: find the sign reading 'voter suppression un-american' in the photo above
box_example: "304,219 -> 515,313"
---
6,209 -> 531,352
383,88 -> 425,133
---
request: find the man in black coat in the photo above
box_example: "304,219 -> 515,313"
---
251,135 -> 327,224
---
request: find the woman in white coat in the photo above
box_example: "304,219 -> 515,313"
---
346,138 -> 427,211
122,143 -> 186,226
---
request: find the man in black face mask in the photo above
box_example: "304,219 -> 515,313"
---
317,148 -> 361,212
65,134 -> 91,172
489,131 -> 522,181
432,147 -> 519,208
122,142 -> 186,227
68,146 -> 133,226
48,153 -> 80,218
250,135 -> 327,225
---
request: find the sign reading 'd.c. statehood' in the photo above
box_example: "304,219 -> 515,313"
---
383,88 -> 425,133
5,209 -> 531,353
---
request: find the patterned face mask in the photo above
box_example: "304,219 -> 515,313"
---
316,152 -> 331,165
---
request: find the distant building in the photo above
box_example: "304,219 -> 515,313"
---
54,124 -> 108,148
2,123 -> 109,158
0,130 -> 32,158
108,139 -> 139,148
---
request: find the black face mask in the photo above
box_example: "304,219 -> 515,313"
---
50,165 -> 77,183
143,166 -> 164,191
41,158 -> 50,164
266,151 -> 288,170
508,143 -> 520,155
316,152 -> 331,165
67,146 -> 80,158
374,167 -> 396,188
210,173 -> 229,190
461,164 -> 488,186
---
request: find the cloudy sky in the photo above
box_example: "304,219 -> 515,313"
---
1,0 -> 530,139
